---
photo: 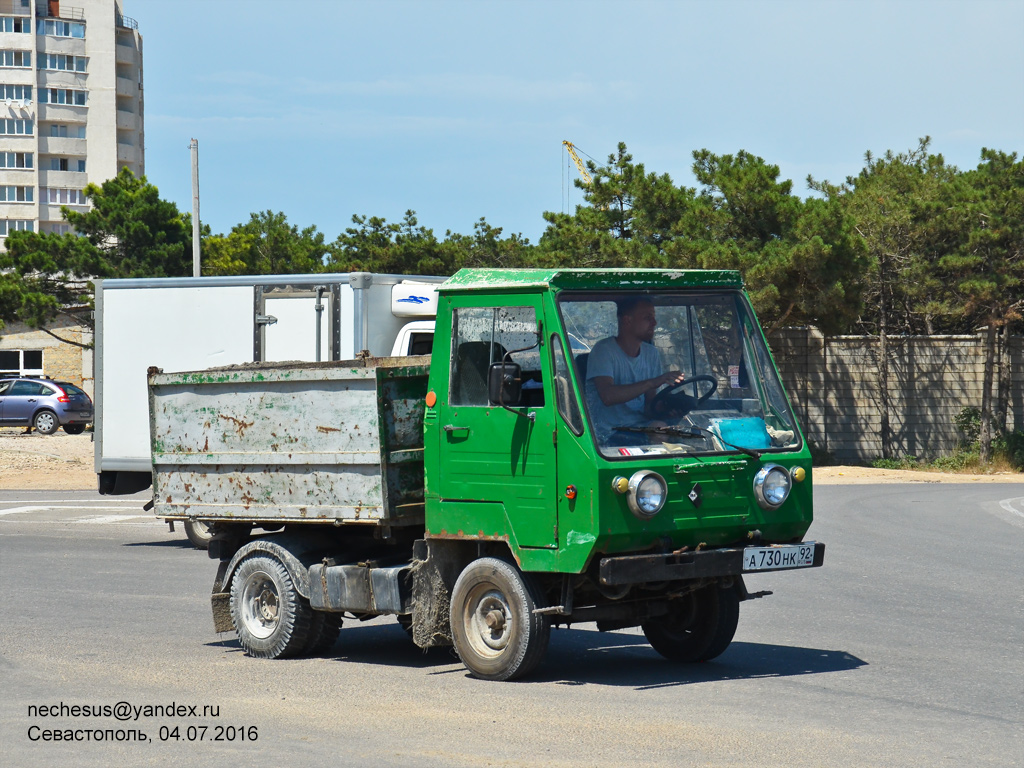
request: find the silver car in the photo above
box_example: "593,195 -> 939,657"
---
0,377 -> 94,434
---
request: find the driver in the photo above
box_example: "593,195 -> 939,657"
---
585,296 -> 685,442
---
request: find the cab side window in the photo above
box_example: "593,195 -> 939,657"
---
551,334 -> 584,434
450,306 -> 544,407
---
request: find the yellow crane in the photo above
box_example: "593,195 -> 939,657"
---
562,140 -> 592,186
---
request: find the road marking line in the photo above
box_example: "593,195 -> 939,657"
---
0,498 -> 143,505
74,514 -> 154,524
0,505 -> 134,517
998,498 -> 1024,519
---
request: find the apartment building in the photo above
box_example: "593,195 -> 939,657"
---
0,0 -> 143,240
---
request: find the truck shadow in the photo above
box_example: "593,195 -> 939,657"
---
265,621 -> 867,687
123,539 -> 199,549
537,628 -> 867,688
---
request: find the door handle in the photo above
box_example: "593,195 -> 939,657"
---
443,425 -> 470,433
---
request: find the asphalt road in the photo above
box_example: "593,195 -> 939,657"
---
1,485 -> 1022,767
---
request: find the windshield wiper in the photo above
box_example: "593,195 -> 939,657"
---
613,425 -> 763,459
615,425 -> 699,438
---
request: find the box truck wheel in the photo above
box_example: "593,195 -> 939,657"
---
642,584 -> 740,663
184,519 -> 213,549
450,558 -> 550,681
229,554 -> 312,659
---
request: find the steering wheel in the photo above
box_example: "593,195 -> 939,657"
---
650,375 -> 718,418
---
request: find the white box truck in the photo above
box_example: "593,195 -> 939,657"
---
94,272 -> 443,533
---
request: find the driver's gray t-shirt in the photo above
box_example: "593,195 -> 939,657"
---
585,337 -> 663,439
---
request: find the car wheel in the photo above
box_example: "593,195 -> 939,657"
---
63,424 -> 86,435
450,557 -> 550,681
33,410 -> 59,435
229,554 -> 312,659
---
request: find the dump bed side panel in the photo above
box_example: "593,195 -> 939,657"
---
149,360 -> 428,525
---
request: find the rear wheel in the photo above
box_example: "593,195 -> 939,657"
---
33,410 -> 58,435
304,611 -> 342,655
63,424 -> 86,435
642,585 -> 740,662
230,554 -> 312,659
450,558 -> 550,681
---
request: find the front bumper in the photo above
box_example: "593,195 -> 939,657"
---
599,542 -> 825,585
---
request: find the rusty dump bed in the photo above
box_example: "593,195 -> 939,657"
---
148,356 -> 429,526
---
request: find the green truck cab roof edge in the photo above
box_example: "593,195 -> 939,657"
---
439,268 -> 745,293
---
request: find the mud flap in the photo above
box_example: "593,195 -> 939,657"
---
211,560 -> 234,633
408,539 -> 471,649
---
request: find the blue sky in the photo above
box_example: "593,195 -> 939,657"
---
130,0 -> 1024,245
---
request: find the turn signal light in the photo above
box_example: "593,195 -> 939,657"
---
564,485 -> 577,500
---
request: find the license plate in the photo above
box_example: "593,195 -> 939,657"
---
743,543 -> 816,572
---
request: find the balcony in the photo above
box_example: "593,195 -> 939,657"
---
115,76 -> 137,97
115,37 -> 139,64
36,35 -> 84,56
117,143 -> 139,164
37,168 -> 85,186
35,2 -> 85,20
39,201 -> 87,220
38,135 -> 85,155
0,203 -> 38,221
0,168 -> 37,184
38,67 -> 88,87
0,69 -> 34,88
37,102 -> 86,121
115,110 -> 139,131
0,133 -> 34,149
1,100 -> 35,120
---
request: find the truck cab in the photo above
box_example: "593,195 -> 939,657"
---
425,269 -> 813,566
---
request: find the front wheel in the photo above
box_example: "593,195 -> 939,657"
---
33,410 -> 59,435
229,554 -> 312,659
450,558 -> 550,681
642,585 -> 740,662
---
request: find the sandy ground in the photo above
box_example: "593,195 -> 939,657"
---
0,428 -> 98,490
1,427 -> 1021,490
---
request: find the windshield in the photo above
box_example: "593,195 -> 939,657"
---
558,291 -> 801,459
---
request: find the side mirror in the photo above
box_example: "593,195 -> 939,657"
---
488,361 -> 522,406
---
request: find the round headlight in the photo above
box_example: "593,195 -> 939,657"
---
753,464 -> 792,510
627,470 -> 667,519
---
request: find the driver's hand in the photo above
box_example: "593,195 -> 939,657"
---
655,370 -> 686,388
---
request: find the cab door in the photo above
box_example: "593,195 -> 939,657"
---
435,300 -> 557,548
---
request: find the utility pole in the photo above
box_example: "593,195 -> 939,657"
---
190,138 -> 200,277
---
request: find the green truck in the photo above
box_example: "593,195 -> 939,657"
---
148,268 -> 824,680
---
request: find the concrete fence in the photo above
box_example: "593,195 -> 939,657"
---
770,329 -> 1024,462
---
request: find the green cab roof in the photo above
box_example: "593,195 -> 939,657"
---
439,268 -> 744,294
